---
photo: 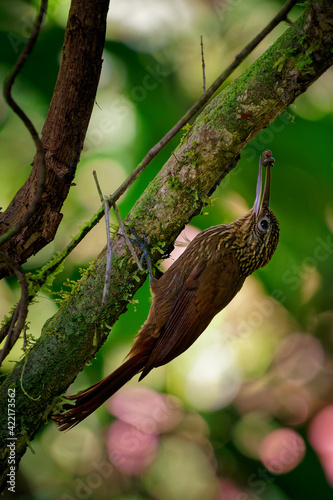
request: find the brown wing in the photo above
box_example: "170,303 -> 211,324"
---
140,252 -> 244,379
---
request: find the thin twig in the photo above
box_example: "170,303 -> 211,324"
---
23,324 -> 29,351
0,252 -> 29,365
0,308 -> 18,346
92,170 -> 104,203
0,0 -> 48,247
93,171 -> 142,303
102,196 -> 112,305
200,35 -> 206,93
93,171 -> 113,304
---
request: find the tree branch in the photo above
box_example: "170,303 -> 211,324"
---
0,0 -> 110,277
0,253 -> 29,362
0,0 -> 47,247
0,0 -> 332,488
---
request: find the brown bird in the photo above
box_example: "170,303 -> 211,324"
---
52,150 -> 279,431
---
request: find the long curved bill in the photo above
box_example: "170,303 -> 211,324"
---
261,160 -> 271,209
253,150 -> 274,216
253,155 -> 263,216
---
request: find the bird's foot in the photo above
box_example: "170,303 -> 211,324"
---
121,225 -> 154,280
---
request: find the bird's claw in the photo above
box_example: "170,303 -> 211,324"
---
120,225 -> 154,280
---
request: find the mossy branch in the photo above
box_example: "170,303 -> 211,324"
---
0,0 -> 332,488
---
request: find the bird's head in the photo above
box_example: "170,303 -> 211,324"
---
233,150 -> 280,277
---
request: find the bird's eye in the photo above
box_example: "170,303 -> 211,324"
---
258,218 -> 270,233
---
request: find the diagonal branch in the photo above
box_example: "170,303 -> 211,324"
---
0,0 -> 332,489
106,0 -> 300,204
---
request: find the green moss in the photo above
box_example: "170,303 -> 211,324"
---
179,123 -> 192,145
181,149 -> 199,167
168,176 -> 183,190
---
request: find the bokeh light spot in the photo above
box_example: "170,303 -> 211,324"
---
259,428 -> 306,474
308,405 -> 333,485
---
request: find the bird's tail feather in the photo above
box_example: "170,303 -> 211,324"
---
52,352 -> 146,431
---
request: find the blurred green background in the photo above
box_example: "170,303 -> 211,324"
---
1,0 -> 333,499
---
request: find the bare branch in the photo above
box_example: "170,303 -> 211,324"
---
102,196 -> 113,305
93,171 -> 114,304
0,253 -> 29,364
93,170 -> 105,204
93,170 -> 142,303
0,0 -> 47,246
200,35 -> 206,93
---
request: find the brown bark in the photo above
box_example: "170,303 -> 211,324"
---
0,0 -> 110,277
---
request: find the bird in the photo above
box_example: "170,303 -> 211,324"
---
52,150 -> 279,431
